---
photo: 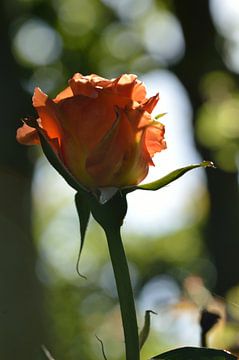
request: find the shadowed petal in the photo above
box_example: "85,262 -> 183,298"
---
86,108 -> 134,186
141,93 -> 159,114
16,123 -> 39,145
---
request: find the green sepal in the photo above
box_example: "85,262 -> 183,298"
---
139,310 -> 157,350
126,161 -> 214,193
75,193 -> 91,277
88,191 -> 128,232
151,347 -> 237,360
38,130 -> 87,194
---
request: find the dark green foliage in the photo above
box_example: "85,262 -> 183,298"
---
152,347 -> 237,360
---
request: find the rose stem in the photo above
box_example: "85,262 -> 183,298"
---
105,226 -> 140,360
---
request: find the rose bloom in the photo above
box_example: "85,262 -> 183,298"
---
17,73 -> 166,189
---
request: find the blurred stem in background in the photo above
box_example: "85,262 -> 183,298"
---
172,0 -> 239,295
0,2 -> 45,359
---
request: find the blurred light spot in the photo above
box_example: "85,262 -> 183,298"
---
199,71 -> 236,101
142,11 -> 185,65
183,275 -> 213,307
210,0 -> 239,37
215,144 -> 239,172
210,0 -> 239,73
139,275 -> 181,311
93,309 -> 124,360
57,0 -> 98,36
33,157 -> 91,281
24,66 -> 65,94
197,102 -> 239,172
97,58 -> 129,78
224,39 -> 239,73
196,73 -> 239,172
103,23 -> 141,60
227,285 -> 239,321
218,99 -> 239,140
101,0 -> 153,20
80,293 -> 112,315
13,18 -> 62,66
130,54 -> 157,74
33,156 -> 75,213
155,306 -> 200,346
197,105 -> 228,149
37,203 -> 80,281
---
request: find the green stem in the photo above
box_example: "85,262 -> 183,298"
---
105,227 -> 140,360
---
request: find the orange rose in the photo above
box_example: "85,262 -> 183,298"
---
17,73 -> 166,189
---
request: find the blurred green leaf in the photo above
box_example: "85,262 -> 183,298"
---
151,346 -> 237,360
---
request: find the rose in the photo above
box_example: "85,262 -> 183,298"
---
17,73 -> 166,189
16,74 -> 213,360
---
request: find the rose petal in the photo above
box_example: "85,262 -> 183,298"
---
131,81 -> 147,102
16,123 -> 40,145
125,107 -> 151,130
33,87 -> 62,142
145,121 -> 167,157
86,108 -> 134,186
88,74 -> 112,87
69,73 -> 98,98
54,86 -> 73,103
141,93 -> 159,114
112,74 -> 147,102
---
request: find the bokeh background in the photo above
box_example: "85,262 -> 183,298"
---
1,0 -> 239,359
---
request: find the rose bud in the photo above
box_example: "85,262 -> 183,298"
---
17,73 -> 166,189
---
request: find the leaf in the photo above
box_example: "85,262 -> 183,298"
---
126,161 -> 214,193
139,310 -> 157,350
75,193 -> 91,277
38,130 -> 87,194
151,347 -> 237,360
155,113 -> 167,120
